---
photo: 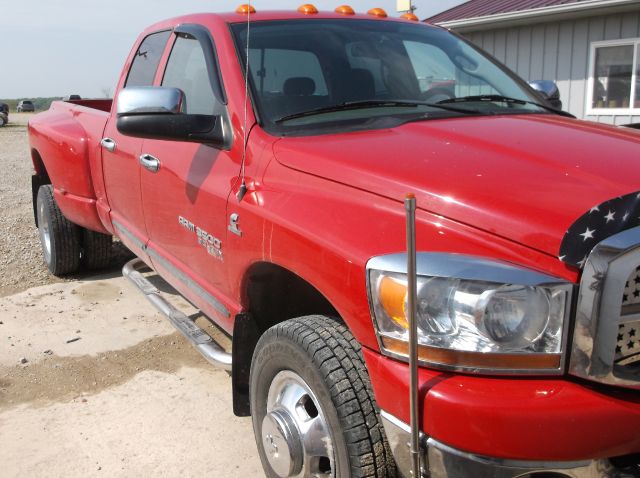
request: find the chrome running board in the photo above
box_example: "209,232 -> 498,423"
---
123,258 -> 232,371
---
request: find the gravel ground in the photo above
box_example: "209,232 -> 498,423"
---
0,113 -> 131,297
0,113 -> 62,296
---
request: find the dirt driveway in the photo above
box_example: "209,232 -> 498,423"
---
0,113 -> 262,476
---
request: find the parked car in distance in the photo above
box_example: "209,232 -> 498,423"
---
17,100 -> 35,112
0,103 -> 9,125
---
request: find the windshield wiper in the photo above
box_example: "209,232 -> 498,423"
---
274,99 -> 481,124
437,95 -> 574,118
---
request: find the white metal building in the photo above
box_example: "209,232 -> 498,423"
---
429,0 -> 640,125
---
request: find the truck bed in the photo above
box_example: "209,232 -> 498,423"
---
28,99 -> 113,234
64,98 -> 112,112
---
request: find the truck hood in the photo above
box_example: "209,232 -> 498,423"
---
273,115 -> 640,258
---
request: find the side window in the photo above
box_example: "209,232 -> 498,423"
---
249,48 -> 328,96
125,30 -> 171,87
162,35 -> 216,115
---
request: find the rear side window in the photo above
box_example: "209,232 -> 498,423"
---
125,30 -> 171,87
162,35 -> 218,115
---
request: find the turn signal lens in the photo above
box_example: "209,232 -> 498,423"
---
367,7 -> 387,17
401,12 -> 419,21
298,4 -> 318,14
235,4 -> 256,14
335,5 -> 355,14
378,276 -> 408,329
382,337 -> 562,370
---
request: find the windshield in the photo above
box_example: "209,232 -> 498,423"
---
231,19 -> 548,136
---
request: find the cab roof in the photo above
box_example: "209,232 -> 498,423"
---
142,8 -> 431,33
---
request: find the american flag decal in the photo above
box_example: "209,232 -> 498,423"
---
559,191 -> 640,268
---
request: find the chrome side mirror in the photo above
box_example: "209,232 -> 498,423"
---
116,86 -> 227,147
117,87 -> 185,115
529,80 -> 562,110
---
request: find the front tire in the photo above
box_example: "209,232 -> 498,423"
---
250,315 -> 396,478
36,185 -> 81,275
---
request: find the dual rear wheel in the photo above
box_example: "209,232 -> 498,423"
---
36,185 -> 113,275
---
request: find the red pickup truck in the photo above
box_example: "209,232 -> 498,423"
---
28,6 -> 640,478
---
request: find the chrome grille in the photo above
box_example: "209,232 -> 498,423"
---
622,266 -> 640,308
570,226 -> 640,390
616,322 -> 640,365
618,268 -> 640,366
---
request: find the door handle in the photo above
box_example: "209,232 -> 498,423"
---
139,153 -> 160,173
100,137 -> 117,152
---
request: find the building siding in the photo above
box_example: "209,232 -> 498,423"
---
464,10 -> 640,125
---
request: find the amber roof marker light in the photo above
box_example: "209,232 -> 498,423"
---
335,5 -> 355,15
367,7 -> 388,17
235,4 -> 256,14
298,4 -> 319,14
401,12 -> 419,21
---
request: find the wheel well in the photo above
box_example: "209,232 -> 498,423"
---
31,149 -> 51,227
244,262 -> 338,332
232,262 -> 339,416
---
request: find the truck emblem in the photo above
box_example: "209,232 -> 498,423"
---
228,213 -> 242,237
178,216 -> 223,261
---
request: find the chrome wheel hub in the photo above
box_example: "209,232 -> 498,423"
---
262,409 -> 303,477
262,371 -> 334,477
37,198 -> 51,263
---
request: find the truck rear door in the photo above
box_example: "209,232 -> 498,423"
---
102,29 -> 171,259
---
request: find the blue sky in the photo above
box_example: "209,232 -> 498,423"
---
0,0 -> 466,98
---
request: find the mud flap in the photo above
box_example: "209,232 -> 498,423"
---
31,174 -> 50,227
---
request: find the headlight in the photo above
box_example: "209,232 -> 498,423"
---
367,253 -> 573,374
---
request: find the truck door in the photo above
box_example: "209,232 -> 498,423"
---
102,30 -> 171,258
139,28 -> 239,331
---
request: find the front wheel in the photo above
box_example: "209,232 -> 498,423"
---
250,316 -> 396,478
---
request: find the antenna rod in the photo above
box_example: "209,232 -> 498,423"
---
237,0 -> 252,202
405,193 -> 420,478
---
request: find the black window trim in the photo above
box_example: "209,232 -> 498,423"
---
170,23 -> 228,106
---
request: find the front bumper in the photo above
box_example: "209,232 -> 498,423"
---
363,348 -> 640,477
381,411 -> 635,478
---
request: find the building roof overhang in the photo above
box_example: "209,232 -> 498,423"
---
432,0 -> 640,33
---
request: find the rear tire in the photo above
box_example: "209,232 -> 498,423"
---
81,229 -> 112,270
36,185 -> 81,275
250,315 -> 397,478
